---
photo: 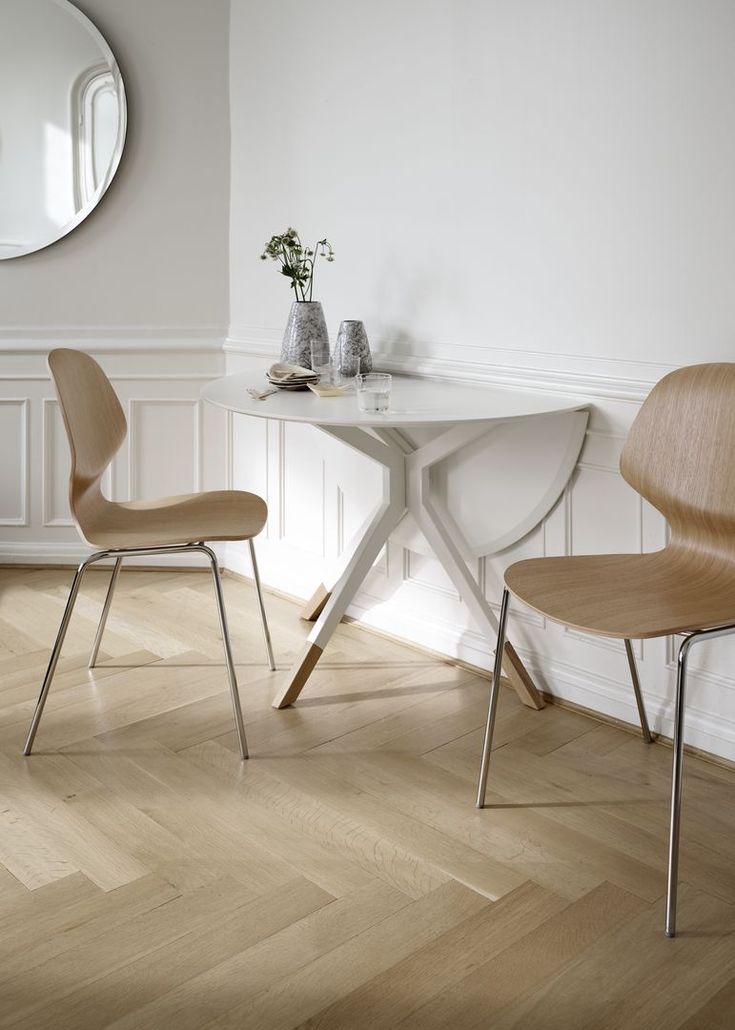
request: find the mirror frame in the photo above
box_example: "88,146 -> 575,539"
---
0,0 -> 128,260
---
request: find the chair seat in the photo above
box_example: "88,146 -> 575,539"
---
80,489 -> 268,549
505,549 -> 735,639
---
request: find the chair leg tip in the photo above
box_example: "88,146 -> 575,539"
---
665,928 -> 676,938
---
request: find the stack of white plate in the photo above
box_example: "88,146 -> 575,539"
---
266,363 -> 318,391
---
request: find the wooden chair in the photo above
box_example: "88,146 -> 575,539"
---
24,348 -> 275,760
476,363 -> 735,937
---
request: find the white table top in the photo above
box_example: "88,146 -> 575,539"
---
201,357 -> 587,428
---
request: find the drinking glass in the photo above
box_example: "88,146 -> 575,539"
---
310,339 -> 341,385
355,373 -> 392,413
310,339 -> 327,373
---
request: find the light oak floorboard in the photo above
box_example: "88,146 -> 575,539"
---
0,568 -> 733,1029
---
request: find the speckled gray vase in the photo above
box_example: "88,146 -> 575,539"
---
281,301 -> 329,368
335,320 -> 372,378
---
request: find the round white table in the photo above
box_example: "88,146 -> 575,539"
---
202,359 -> 589,709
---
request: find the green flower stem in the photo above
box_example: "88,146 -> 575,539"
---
260,228 -> 334,302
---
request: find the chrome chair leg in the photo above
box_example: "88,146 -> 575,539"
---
666,635 -> 690,937
476,587 -> 510,808
249,539 -> 276,671
89,556 -> 123,668
624,638 -> 655,743
202,544 -> 249,759
23,552 -> 104,755
663,621 -> 735,937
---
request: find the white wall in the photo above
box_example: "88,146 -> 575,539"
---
229,0 -> 735,366
227,0 -> 735,761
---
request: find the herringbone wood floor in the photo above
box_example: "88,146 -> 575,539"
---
0,566 -> 734,1029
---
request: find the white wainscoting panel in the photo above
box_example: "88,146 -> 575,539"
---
129,399 -> 200,500
0,399 -> 29,526
0,335 -> 226,566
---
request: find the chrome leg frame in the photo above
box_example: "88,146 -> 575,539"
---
249,539 -> 276,671
666,635 -> 689,938
23,552 -> 102,755
202,544 -> 248,759
476,588 -> 511,808
665,621 -> 735,936
88,556 -> 123,668
624,638 -> 655,743
22,541 -> 261,760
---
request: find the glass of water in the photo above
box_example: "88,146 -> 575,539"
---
310,339 -> 341,386
355,373 -> 392,413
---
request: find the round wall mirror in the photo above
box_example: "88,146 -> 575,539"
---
0,0 -> 127,260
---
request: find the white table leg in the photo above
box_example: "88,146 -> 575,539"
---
272,426 -> 406,708
393,424 -> 547,709
299,501 -> 391,622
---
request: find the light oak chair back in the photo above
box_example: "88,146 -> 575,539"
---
620,363 -> 735,561
48,348 -> 126,540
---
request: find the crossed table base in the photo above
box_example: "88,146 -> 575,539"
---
273,420 -> 572,710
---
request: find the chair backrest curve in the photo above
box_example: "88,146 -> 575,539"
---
47,348 -> 126,530
620,363 -> 735,560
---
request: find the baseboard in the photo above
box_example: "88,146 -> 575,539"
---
0,541 -> 223,568
223,564 -> 735,769
341,611 -> 735,772
226,537 -> 735,763
343,590 -> 735,764
224,535 -> 735,763
0,563 -> 210,573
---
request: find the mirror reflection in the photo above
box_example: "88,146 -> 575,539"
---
0,0 -> 127,259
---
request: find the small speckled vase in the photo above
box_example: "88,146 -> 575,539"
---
281,301 -> 329,368
335,320 -> 372,378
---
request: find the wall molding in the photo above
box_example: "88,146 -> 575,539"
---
0,398 -> 29,526
128,397 -> 202,498
42,397 -> 72,527
0,328 -> 226,351
0,373 -> 227,382
225,329 -> 675,402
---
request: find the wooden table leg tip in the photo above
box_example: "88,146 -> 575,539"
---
271,642 -> 324,708
300,585 -> 331,622
502,641 -> 545,710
